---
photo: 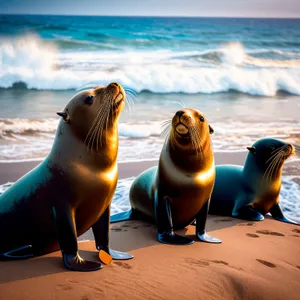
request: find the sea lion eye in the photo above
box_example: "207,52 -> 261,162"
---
199,116 -> 205,122
85,95 -> 94,105
269,144 -> 276,151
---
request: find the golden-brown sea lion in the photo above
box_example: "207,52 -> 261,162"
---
209,138 -> 299,225
111,109 -> 222,245
0,82 -> 133,271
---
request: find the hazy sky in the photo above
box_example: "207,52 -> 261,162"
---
0,0 -> 299,18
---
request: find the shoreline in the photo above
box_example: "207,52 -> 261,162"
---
0,151 -> 248,184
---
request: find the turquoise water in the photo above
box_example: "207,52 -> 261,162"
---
0,15 -> 300,94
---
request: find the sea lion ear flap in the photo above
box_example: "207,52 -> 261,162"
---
247,146 -> 256,155
209,125 -> 214,134
57,111 -> 70,123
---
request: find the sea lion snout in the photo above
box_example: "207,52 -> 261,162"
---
174,110 -> 193,127
284,144 -> 294,158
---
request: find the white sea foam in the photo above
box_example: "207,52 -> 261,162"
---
0,118 -> 299,162
1,176 -> 299,221
1,36 -> 300,96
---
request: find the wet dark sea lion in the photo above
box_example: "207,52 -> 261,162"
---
0,82 -> 133,271
209,138 -> 299,225
112,109 -> 221,245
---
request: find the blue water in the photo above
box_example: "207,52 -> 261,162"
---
0,15 -> 300,94
1,15 -> 300,52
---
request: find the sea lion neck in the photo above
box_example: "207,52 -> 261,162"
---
243,154 -> 283,192
49,121 -> 119,170
165,139 -> 214,173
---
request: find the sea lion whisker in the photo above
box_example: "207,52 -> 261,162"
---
170,100 -> 185,109
97,102 -> 111,149
160,124 -> 172,131
263,151 -> 283,181
160,124 -> 171,138
190,127 -> 201,156
91,104 -> 108,149
86,109 -> 103,151
271,146 -> 284,155
266,151 -> 284,181
161,119 -> 172,125
266,147 -> 285,163
268,153 -> 281,181
270,151 -> 284,181
192,126 -> 202,155
91,103 -> 109,150
123,86 -> 137,94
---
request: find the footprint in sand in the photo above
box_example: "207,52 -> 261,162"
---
211,260 -> 229,266
238,223 -> 255,226
111,227 -> 122,232
256,230 -> 284,236
246,233 -> 259,238
121,224 -> 130,228
215,218 -> 233,223
297,266 -> 300,270
56,284 -> 73,291
292,229 -> 300,234
114,261 -> 132,269
184,258 -> 209,267
256,259 -> 276,268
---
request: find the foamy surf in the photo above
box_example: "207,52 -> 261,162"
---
0,117 -> 299,162
1,36 -> 300,96
0,176 -> 299,222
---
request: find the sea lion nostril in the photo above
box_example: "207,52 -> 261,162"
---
176,111 -> 184,118
110,82 -> 119,88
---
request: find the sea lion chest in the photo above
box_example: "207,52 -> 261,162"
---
62,160 -> 118,235
157,154 -> 215,227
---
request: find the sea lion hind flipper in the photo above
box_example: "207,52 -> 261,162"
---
110,209 -> 135,223
52,206 -> 102,272
233,205 -> 264,221
196,200 -> 222,244
156,195 -> 194,245
270,203 -> 299,225
93,205 -> 134,261
0,245 -> 33,260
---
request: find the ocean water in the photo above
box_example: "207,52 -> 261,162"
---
0,15 -> 299,217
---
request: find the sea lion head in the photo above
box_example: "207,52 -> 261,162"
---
57,82 -> 125,150
168,108 -> 214,156
246,138 -> 294,181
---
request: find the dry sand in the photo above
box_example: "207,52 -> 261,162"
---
0,217 -> 299,300
0,151 -> 299,300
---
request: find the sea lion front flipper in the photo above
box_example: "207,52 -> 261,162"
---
92,205 -> 134,261
233,205 -> 264,221
155,195 -> 194,245
52,206 -> 102,272
0,245 -> 33,260
196,200 -> 222,244
270,203 -> 299,225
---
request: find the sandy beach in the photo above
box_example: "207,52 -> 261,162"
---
0,151 -> 299,299
0,217 -> 299,300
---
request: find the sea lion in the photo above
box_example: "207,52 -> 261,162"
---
209,138 -> 299,225
0,82 -> 133,271
111,109 -> 222,245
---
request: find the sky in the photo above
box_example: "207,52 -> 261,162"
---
0,0 -> 299,18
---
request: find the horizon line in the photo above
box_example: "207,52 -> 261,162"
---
0,13 -> 299,19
